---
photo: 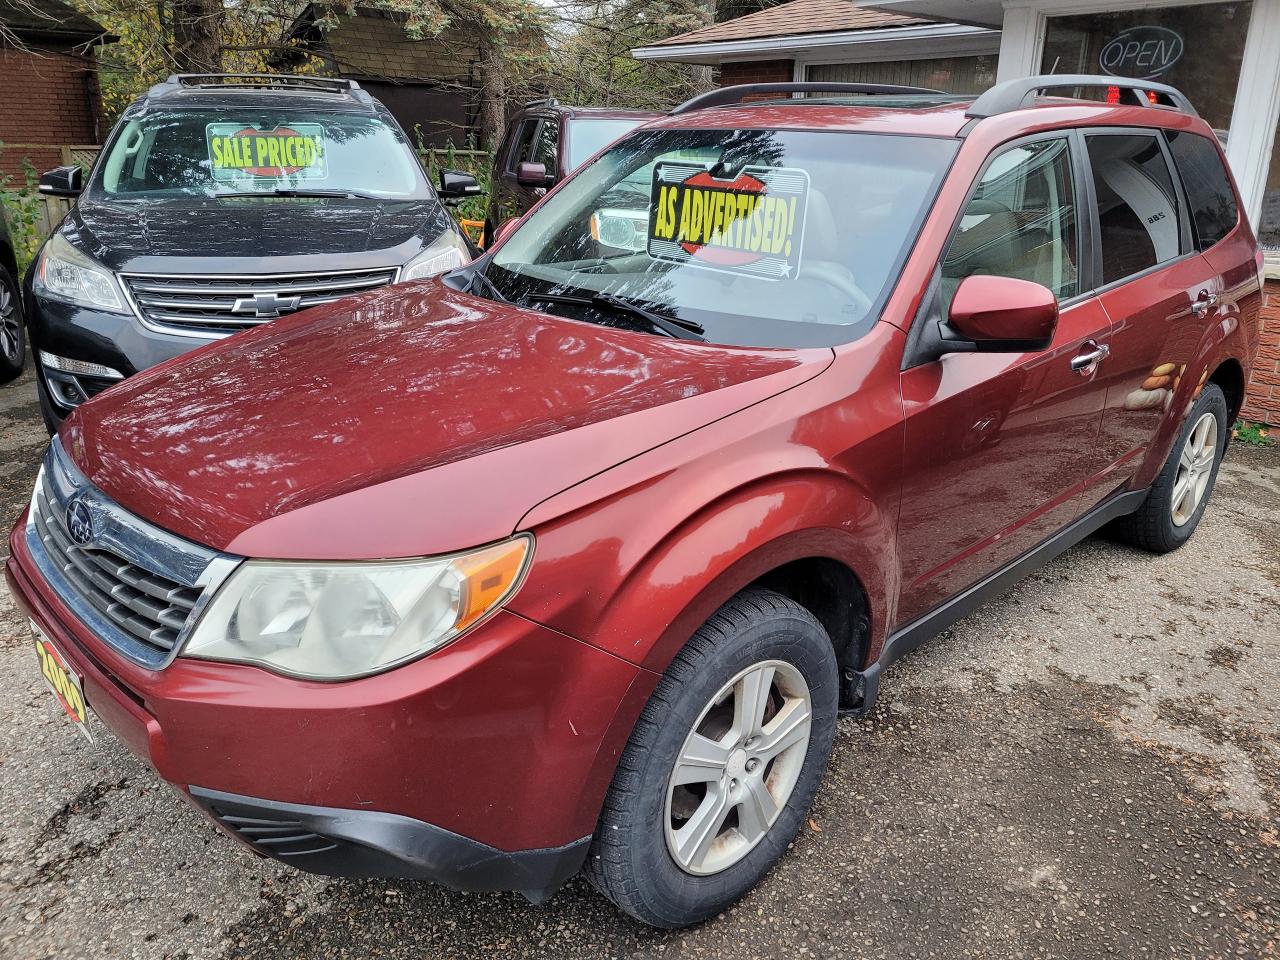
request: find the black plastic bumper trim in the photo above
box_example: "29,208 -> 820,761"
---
190,786 -> 590,904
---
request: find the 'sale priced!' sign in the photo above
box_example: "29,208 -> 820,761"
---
206,123 -> 328,181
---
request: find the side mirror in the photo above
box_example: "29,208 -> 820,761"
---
39,166 -> 83,198
438,169 -> 483,204
517,161 -> 551,187
943,275 -> 1058,352
493,218 -> 519,246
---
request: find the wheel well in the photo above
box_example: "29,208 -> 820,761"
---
748,557 -> 870,672
1209,359 -> 1246,423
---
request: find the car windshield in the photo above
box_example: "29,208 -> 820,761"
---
91,108 -> 430,200
486,128 -> 957,348
566,117 -> 647,170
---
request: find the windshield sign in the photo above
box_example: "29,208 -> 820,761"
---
207,123 -> 327,182
649,162 -> 809,280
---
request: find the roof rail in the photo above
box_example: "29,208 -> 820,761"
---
150,74 -> 368,100
523,96 -> 560,110
966,74 -> 1197,119
671,82 -> 944,115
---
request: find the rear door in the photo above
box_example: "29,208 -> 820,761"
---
897,133 -> 1115,624
1085,129 -> 1215,473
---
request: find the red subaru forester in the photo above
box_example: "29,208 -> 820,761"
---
6,75 -> 1261,928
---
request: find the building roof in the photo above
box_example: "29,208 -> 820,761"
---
0,0 -> 113,43
645,0 -> 930,48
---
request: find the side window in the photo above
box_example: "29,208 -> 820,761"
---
506,120 -> 540,174
1166,131 -> 1238,250
1086,134 -> 1181,286
941,138 -> 1079,308
532,119 -> 559,173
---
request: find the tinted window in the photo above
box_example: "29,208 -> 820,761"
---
1086,134 -> 1181,286
1166,131 -> 1238,249
488,129 -> 957,348
506,120 -> 540,173
942,138 -> 1079,307
532,120 -> 559,172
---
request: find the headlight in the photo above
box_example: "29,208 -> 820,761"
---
183,536 -> 531,680
33,233 -> 127,313
401,231 -> 470,282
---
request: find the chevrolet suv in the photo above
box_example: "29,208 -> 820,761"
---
7,76 -> 1260,929
26,73 -> 478,431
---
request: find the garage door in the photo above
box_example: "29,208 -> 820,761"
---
808,57 -> 997,94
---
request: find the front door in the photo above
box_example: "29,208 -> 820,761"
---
897,135 -> 1115,626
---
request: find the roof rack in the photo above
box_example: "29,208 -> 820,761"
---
966,74 -> 1197,119
149,74 -> 369,100
523,97 -> 560,110
671,82 -> 944,115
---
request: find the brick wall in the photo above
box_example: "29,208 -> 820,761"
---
0,43 -> 103,179
719,59 -> 795,86
1243,279 -> 1280,425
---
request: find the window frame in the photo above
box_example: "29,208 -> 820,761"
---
1077,126 -> 1198,294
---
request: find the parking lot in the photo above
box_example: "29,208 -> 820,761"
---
0,360 -> 1276,960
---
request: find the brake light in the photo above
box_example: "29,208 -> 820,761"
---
1105,87 -> 1160,105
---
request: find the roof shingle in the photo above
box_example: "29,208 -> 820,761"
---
646,0 -> 929,48
0,0 -> 112,42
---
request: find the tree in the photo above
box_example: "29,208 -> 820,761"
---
170,0 -> 222,72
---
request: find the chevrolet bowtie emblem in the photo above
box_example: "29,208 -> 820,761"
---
231,292 -> 303,318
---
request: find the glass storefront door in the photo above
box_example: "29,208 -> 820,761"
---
1039,3 -> 1253,138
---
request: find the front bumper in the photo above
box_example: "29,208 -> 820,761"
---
22,287 -> 214,422
6,523 -> 643,898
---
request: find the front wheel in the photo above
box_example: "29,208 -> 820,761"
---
0,266 -> 24,385
586,589 -> 838,928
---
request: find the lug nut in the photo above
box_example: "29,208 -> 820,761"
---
746,758 -> 760,773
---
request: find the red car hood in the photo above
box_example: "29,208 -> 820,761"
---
64,282 -> 830,558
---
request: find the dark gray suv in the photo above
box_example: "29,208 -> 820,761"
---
27,73 -> 479,431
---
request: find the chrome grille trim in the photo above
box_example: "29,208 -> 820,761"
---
25,438 -> 241,669
119,266 -> 400,339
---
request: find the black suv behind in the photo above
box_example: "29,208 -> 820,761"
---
0,204 -> 23,384
27,74 -> 477,430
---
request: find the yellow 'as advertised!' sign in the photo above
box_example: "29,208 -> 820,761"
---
206,123 -> 327,181
647,162 -> 809,279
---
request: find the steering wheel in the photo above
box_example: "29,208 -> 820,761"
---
797,261 -> 874,317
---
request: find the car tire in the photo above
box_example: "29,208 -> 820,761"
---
0,265 -> 25,385
1114,382 -> 1228,554
586,588 -> 838,928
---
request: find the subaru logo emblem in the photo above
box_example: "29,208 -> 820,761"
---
66,499 -> 93,546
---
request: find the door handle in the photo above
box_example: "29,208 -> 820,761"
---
1071,341 -> 1110,374
1191,291 -> 1220,316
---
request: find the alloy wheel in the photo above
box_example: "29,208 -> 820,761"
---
1171,411 -> 1218,527
0,284 -> 19,365
664,659 -> 812,876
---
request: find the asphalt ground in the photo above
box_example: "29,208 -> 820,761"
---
0,360 -> 1276,959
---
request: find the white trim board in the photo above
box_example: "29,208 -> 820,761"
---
631,23 -> 1000,65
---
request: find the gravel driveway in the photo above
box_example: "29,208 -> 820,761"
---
1,362 -> 1276,960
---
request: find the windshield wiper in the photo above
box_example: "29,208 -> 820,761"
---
213,188 -> 382,200
532,291 -> 705,341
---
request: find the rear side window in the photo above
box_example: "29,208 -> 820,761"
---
1166,131 -> 1238,250
1086,134 -> 1182,286
941,137 -> 1080,308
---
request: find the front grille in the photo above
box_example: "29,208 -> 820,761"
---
204,802 -> 338,859
25,440 -> 240,669
119,267 -> 399,337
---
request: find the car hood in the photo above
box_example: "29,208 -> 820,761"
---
67,196 -> 456,272
63,282 -> 831,558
